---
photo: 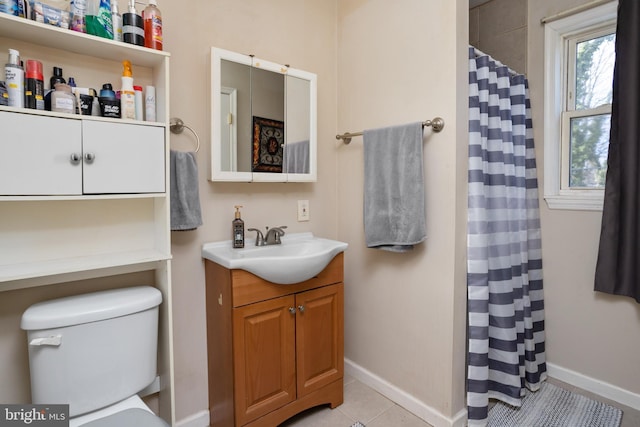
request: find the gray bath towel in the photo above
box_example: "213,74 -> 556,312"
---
170,150 -> 203,231
363,122 -> 426,252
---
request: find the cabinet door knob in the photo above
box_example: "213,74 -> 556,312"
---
70,153 -> 81,164
84,153 -> 95,164
288,307 -> 296,315
297,305 -> 305,313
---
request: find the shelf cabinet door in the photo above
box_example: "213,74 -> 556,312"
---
295,283 -> 344,397
82,121 -> 165,194
233,295 -> 296,426
0,112 -> 82,195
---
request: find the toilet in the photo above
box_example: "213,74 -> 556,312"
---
21,286 -> 169,427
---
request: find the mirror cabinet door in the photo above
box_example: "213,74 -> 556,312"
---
210,47 -> 316,182
220,59 -> 252,173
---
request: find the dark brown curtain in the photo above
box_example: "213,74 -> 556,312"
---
594,0 -> 640,302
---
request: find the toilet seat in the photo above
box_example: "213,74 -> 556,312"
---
70,395 -> 167,427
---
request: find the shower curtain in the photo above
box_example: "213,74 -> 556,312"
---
466,47 -> 547,426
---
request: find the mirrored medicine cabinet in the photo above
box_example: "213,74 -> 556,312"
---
210,47 -> 317,182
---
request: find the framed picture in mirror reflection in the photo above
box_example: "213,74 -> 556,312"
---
252,116 -> 284,173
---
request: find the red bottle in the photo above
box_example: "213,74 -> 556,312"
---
143,0 -> 163,51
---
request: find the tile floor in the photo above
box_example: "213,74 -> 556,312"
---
279,375 -> 640,427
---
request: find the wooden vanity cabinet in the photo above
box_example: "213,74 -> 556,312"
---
205,253 -> 344,427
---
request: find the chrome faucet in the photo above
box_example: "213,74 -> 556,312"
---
247,226 -> 287,246
265,226 -> 287,245
247,228 -> 265,246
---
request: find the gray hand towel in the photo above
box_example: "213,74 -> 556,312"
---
284,140 -> 310,174
170,150 -> 203,231
363,122 -> 426,252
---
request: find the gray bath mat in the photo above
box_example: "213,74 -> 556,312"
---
488,382 -> 622,426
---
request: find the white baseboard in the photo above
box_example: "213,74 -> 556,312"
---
547,362 -> 640,410
344,358 -> 467,427
175,410 -> 210,427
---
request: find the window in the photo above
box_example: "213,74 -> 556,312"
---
543,2 -> 617,210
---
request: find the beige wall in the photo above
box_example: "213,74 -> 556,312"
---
161,0 -> 340,420
336,0 -> 468,422
470,0 -> 527,74
528,0 -> 640,397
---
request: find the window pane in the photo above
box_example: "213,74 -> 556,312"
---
569,114 -> 610,188
575,33 -> 615,110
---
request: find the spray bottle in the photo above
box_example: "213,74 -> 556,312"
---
120,60 -> 136,120
4,49 -> 24,108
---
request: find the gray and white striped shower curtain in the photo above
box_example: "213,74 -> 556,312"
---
466,47 -> 547,426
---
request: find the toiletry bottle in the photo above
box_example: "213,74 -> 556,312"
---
142,0 -> 162,51
120,60 -> 135,120
90,88 -> 101,116
98,82 -> 120,117
67,77 -> 79,114
232,205 -> 245,248
25,59 -> 44,110
111,0 -> 122,41
86,0 -> 113,40
16,0 -> 26,18
134,85 -> 143,120
45,66 -> 65,111
4,49 -> 24,108
1,0 -> 17,16
51,82 -> 76,114
70,0 -> 87,33
122,0 -> 144,46
144,85 -> 156,121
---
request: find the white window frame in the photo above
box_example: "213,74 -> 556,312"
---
543,1 -> 617,211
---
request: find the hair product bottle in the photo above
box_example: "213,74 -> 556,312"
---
120,60 -> 135,120
143,0 -> 162,51
144,85 -> 156,121
25,59 -> 44,110
4,49 -> 24,108
44,66 -> 65,111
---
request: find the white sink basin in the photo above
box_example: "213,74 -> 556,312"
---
202,232 -> 348,284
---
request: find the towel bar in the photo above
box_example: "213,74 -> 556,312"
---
336,117 -> 445,144
170,117 -> 201,153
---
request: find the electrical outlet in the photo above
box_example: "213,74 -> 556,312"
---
297,200 -> 310,222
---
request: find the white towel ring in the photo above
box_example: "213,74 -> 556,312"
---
170,117 -> 200,153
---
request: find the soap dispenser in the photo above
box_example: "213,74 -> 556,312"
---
232,205 -> 245,248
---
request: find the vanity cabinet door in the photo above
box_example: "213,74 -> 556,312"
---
296,283 -> 344,398
0,112 -> 82,195
82,121 -> 165,194
233,295 -> 296,426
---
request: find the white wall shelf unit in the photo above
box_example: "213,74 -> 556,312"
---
0,12 -> 175,426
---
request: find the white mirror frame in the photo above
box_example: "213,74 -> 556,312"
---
210,47 -> 317,182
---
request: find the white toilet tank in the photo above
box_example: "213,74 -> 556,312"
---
21,286 -> 162,418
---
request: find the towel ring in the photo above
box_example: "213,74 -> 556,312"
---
170,117 -> 200,153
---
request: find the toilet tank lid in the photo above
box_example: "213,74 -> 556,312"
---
21,286 -> 163,330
